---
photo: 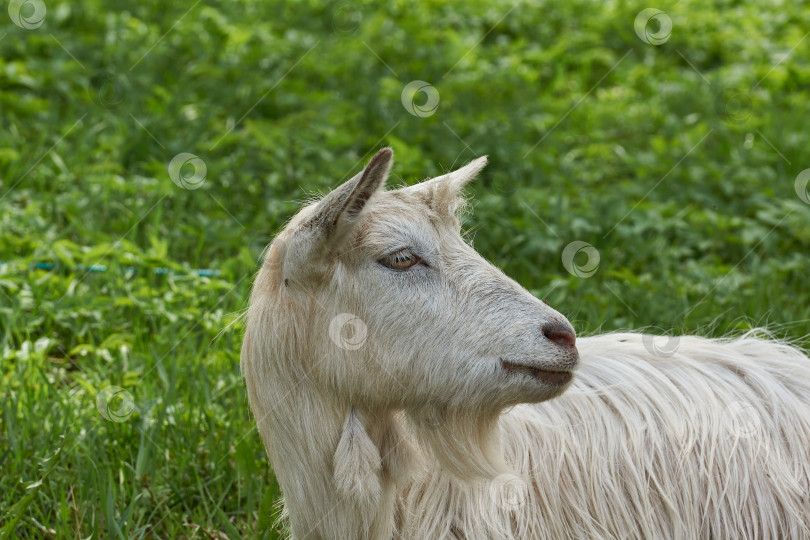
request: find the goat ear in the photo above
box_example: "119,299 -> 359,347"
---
306,147 -> 393,247
283,148 -> 392,285
333,408 -> 382,518
407,156 -> 487,216
413,155 -> 488,194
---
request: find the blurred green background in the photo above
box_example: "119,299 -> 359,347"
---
1,0 -> 809,537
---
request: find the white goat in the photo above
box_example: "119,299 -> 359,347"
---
241,148 -> 810,539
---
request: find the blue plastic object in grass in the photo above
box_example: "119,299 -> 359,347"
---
0,261 -> 221,277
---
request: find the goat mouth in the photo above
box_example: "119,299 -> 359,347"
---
500,359 -> 573,386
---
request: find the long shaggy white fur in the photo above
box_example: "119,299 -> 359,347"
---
399,331 -> 810,539
241,148 -> 810,539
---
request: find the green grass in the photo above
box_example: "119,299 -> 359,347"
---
2,0 -> 809,537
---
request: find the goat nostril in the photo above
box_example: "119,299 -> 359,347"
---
543,323 -> 576,349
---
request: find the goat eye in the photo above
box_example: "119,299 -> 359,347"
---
380,250 -> 423,270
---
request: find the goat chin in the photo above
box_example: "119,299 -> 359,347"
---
241,149 -> 810,539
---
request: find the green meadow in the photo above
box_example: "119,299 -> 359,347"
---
1,0 -> 809,537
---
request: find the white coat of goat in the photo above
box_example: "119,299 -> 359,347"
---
241,148 -> 810,539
